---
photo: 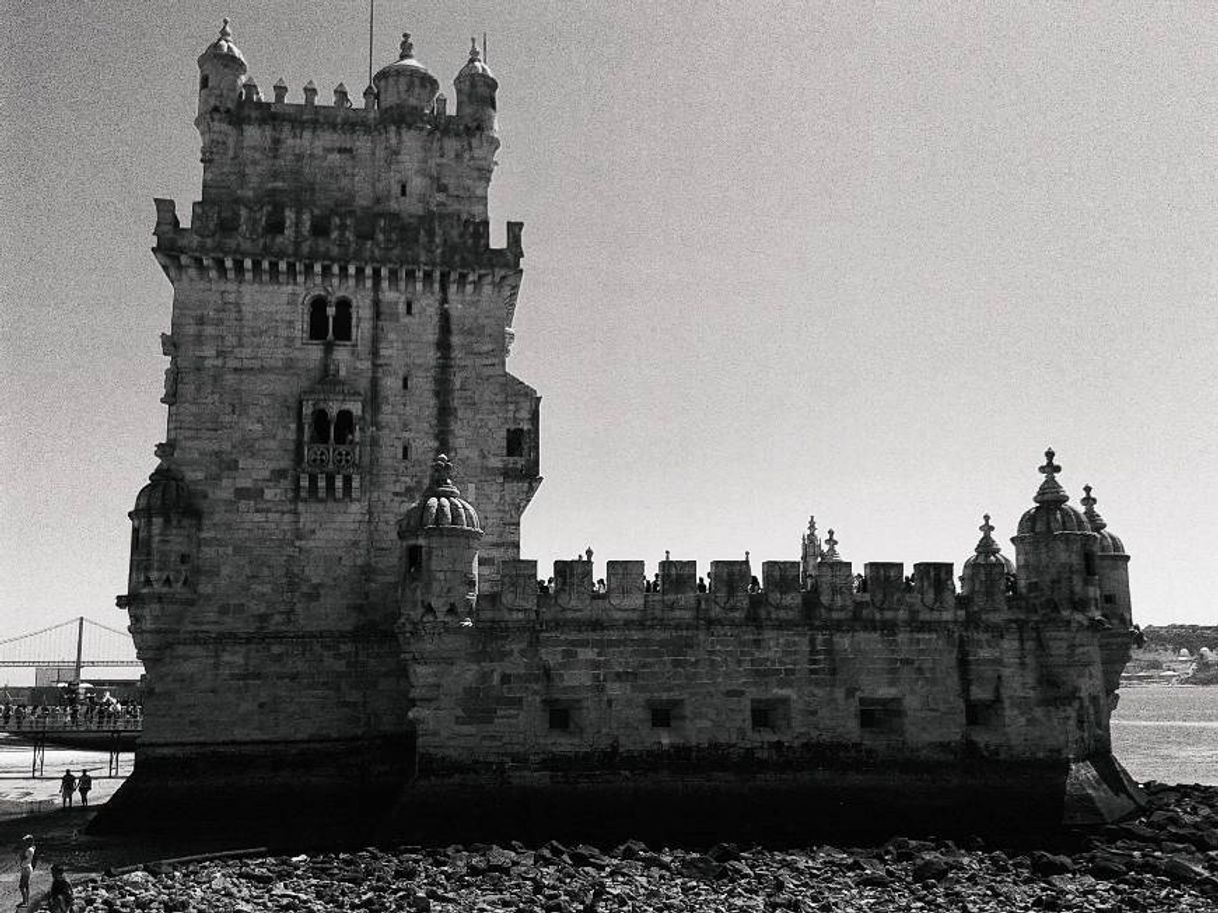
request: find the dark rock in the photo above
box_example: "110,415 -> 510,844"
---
1162,854 -> 1209,883
613,839 -> 648,859
912,853 -> 952,883
854,871 -> 891,887
1087,854 -> 1128,879
408,894 -> 431,913
1029,851 -> 1075,876
707,842 -> 742,863
678,854 -> 722,880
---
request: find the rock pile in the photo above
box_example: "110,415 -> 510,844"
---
72,783 -> 1218,912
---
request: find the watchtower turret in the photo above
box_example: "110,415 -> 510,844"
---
196,18 -> 247,117
398,455 -> 483,622
374,32 -> 440,119
1081,484 -> 1131,627
454,38 -> 498,132
1011,449 -> 1098,611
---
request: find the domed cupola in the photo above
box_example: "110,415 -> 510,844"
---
1016,449 -> 1090,536
127,443 -> 200,597
196,18 -> 248,116
398,454 -> 483,623
132,443 -> 197,518
374,32 -> 440,118
399,454 -> 482,536
454,38 -> 498,130
963,514 -> 1015,575
1080,485 -> 1125,555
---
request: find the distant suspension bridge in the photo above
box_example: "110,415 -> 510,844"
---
0,616 -> 142,679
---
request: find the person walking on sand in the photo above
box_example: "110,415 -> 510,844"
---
48,864 -> 73,913
77,769 -> 92,807
59,770 -> 76,808
14,834 -> 34,907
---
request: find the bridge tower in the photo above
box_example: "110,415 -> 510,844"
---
102,20 -> 542,830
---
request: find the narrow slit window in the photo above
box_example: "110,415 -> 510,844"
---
401,442 -> 410,461
506,428 -> 525,457
402,375 -> 410,391
405,299 -> 414,316
399,182 -> 408,197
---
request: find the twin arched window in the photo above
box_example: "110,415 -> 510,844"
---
310,408 -> 356,445
307,296 -> 353,343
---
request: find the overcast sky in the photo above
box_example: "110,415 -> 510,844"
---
1,1 -> 1215,671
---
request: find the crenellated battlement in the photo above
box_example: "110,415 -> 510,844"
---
151,198 -> 523,273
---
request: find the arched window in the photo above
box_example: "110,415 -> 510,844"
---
334,410 -> 355,445
332,299 -> 353,341
310,409 -> 331,444
308,298 -> 329,341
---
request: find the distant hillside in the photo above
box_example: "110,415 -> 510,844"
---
1140,625 -> 1218,655
1124,625 -> 1218,686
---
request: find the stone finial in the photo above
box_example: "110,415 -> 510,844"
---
399,32 -> 415,60
1033,447 -> 1068,506
1080,484 -> 1107,531
745,550 -> 750,564
468,37 -> 481,61
585,547 -> 594,563
218,17 -> 232,41
426,453 -> 461,497
975,513 -> 1001,556
823,530 -> 840,561
273,78 -> 288,103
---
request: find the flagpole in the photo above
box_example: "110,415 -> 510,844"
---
368,0 -> 375,89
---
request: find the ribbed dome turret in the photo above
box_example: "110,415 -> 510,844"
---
963,514 -> 1015,574
131,444 -> 196,517
453,38 -> 498,130
197,17 -> 246,67
400,454 -> 482,534
1016,449 -> 1090,536
374,32 -> 440,116
1080,484 -> 1125,555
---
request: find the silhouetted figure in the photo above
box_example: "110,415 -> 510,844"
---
77,770 -> 92,807
14,834 -> 34,907
697,577 -> 707,594
49,864 -> 73,913
59,771 -> 76,808
748,576 -> 761,594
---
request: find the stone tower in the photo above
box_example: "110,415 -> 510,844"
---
108,21 -> 541,825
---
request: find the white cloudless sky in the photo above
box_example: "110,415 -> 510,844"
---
1,1 -> 1215,670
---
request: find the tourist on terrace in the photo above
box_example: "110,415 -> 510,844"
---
59,770 -> 76,808
78,770 -> 92,806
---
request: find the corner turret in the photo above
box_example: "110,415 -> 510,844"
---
126,443 -> 200,597
374,32 -> 440,120
454,38 -> 498,131
1011,449 -> 1098,611
1081,484 -> 1132,627
961,513 -> 1014,609
398,454 -> 483,623
196,18 -> 247,117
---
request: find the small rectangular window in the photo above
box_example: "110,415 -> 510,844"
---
859,697 -> 904,736
965,700 -> 1003,729
400,182 -> 408,197
310,214 -> 331,238
306,474 -> 319,499
324,473 -> 336,499
506,428 -> 525,457
405,299 -> 414,316
1103,594 -> 1116,605
548,707 -> 571,731
407,545 -> 423,575
401,443 -> 410,460
437,181 -> 449,194
402,375 -> 410,391
650,707 -> 672,729
750,698 -> 790,733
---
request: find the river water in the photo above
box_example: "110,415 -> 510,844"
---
1111,685 -> 1218,786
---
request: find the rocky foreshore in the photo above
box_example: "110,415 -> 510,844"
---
69,783 -> 1218,913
